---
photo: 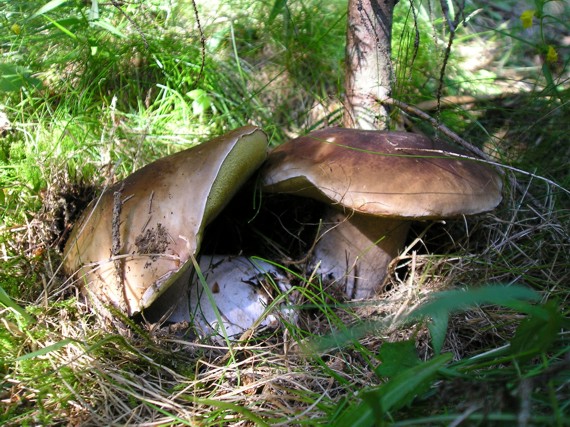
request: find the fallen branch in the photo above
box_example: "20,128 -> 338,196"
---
379,96 -> 493,164
395,147 -> 569,197
379,96 -> 570,212
415,92 -> 520,112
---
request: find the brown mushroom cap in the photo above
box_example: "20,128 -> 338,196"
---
261,128 -> 503,219
64,126 -> 268,316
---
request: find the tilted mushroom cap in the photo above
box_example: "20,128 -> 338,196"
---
261,127 -> 502,218
64,126 -> 268,316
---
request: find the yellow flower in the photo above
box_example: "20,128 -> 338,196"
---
11,23 -> 21,35
546,45 -> 558,63
520,10 -> 535,29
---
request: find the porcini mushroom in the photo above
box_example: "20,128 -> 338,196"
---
64,126 -> 268,317
260,127 -> 503,299
189,255 -> 292,340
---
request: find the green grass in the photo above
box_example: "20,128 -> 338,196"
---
1,0 -> 569,425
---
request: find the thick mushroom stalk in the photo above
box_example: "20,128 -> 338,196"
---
64,126 -> 268,317
260,127 -> 503,299
312,208 -> 410,298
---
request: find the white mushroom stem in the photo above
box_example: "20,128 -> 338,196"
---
310,207 -> 410,299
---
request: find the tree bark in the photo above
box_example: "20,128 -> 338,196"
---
344,0 -> 397,130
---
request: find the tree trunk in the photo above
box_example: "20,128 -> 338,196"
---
344,0 -> 397,130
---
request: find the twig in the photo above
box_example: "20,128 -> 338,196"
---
436,0 -> 465,116
415,92 -> 522,112
380,96 -> 492,163
395,147 -> 570,196
190,0 -> 206,88
110,1 -> 149,50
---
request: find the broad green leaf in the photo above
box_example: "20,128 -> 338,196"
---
15,338 -> 75,361
428,309 -> 449,355
90,19 -> 125,38
0,286 -> 34,324
268,0 -> 288,25
311,285 -> 539,351
409,285 -> 539,322
309,320 -> 388,352
0,64 -> 42,92
510,300 -> 562,362
375,340 -> 421,379
187,89 -> 211,115
334,353 -> 452,427
30,0 -> 68,19
368,353 -> 452,415
332,401 -> 374,427
187,89 -> 207,100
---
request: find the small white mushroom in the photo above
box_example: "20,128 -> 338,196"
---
63,126 -> 268,317
260,127 -> 503,299
189,255 -> 293,340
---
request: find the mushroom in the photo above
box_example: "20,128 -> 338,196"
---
63,126 -> 268,317
189,255 -> 293,340
260,127 -> 503,299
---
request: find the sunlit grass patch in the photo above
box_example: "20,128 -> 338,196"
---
0,0 -> 569,425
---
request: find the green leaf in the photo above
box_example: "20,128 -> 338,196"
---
189,256 -> 233,348
0,286 -> 34,324
428,309 -> 449,355
375,340 -> 421,379
43,15 -> 78,40
187,89 -> 211,115
409,285 -> 539,322
334,353 -> 452,427
268,0 -> 288,25
368,353 -> 453,415
15,338 -> 75,361
0,64 -> 42,92
311,285 -> 539,351
187,89 -> 206,100
90,19 -> 125,38
510,300 -> 562,362
30,0 -> 68,20
541,62 -> 555,91
332,401 -> 374,427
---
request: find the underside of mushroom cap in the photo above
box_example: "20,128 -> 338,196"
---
261,127 -> 503,219
63,126 -> 268,316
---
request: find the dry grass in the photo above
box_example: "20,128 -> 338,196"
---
2,159 -> 567,425
1,1 -> 568,424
